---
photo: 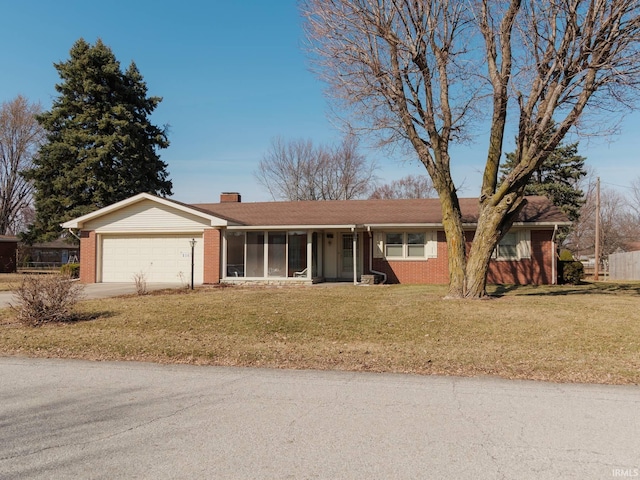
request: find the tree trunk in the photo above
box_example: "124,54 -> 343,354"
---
464,221 -> 501,298
463,195 -> 526,298
437,191 -> 466,298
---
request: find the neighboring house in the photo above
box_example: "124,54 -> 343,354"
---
0,236 -> 18,273
19,239 -> 80,269
61,192 -> 569,286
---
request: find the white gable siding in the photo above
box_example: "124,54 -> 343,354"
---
83,199 -> 213,232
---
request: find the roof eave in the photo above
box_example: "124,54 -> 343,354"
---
226,224 -> 359,230
61,193 -> 230,229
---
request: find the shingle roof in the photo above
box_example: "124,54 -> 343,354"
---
192,196 -> 569,227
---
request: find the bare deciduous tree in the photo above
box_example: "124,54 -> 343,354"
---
0,96 -> 44,235
629,177 -> 640,217
566,174 -> 640,261
301,0 -> 640,297
255,134 -> 377,200
370,175 -> 435,199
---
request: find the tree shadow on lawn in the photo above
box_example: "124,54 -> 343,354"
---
65,310 -> 116,323
1,310 -> 115,328
489,282 -> 640,297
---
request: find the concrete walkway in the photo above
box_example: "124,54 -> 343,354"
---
0,357 -> 638,479
0,282 -> 184,308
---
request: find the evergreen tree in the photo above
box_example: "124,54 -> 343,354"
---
501,132 -> 587,223
23,38 -> 172,242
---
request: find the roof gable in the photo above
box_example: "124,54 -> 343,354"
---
61,193 -> 229,229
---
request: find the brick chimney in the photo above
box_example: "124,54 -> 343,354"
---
220,192 -> 241,203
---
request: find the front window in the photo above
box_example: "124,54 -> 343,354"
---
385,233 -> 404,257
246,232 -> 265,277
496,232 -> 518,259
385,232 -> 426,259
268,232 -> 287,277
407,233 -> 426,257
288,231 -> 307,277
225,230 -> 315,279
226,232 -> 245,277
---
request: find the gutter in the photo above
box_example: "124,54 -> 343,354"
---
366,226 -> 387,285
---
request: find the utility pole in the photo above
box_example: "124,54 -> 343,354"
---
594,177 -> 601,281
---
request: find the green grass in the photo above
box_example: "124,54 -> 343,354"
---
0,282 -> 638,384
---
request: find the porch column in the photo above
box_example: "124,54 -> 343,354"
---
307,230 -> 312,280
352,230 -> 358,285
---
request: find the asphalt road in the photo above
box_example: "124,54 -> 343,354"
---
0,358 -> 638,479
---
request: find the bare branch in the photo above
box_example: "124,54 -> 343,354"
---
0,96 -> 44,235
254,134 -> 377,200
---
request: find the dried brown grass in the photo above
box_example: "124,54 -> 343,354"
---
0,282 -> 638,384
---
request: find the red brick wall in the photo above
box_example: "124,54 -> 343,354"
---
79,231 -> 97,283
366,230 -> 556,285
487,230 -> 554,285
203,229 -> 221,284
367,231 -> 450,284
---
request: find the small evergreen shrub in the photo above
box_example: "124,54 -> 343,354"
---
60,263 -> 80,278
559,260 -> 584,285
558,249 -> 575,261
11,274 -> 84,326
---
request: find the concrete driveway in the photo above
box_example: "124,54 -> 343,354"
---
0,282 -> 184,308
0,358 -> 638,479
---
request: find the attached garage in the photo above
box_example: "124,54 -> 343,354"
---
100,234 -> 204,283
62,193 -> 229,284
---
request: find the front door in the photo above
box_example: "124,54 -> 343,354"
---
340,233 -> 354,279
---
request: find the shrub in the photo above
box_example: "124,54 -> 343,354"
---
60,263 -> 80,278
559,260 -> 584,285
558,249 -> 574,261
133,271 -> 148,295
11,274 -> 84,326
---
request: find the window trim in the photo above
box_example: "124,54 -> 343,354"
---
382,231 -> 431,260
493,230 -> 531,261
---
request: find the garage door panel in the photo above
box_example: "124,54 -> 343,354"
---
101,235 -> 204,284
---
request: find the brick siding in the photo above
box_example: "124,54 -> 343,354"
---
366,230 -> 555,285
203,229 -> 221,284
487,230 -> 553,285
79,231 -> 97,283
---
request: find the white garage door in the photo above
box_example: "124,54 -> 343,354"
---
101,234 -> 204,284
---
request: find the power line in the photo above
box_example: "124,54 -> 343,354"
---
599,180 -> 635,190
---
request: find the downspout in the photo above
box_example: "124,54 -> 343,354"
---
551,224 -> 558,285
366,226 -> 387,285
67,228 -> 80,241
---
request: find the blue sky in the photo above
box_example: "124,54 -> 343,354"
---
1,0 -> 638,203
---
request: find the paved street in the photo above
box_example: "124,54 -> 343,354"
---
0,357 -> 638,479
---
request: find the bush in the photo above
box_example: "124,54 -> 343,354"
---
559,260 -> 584,285
132,271 -> 148,295
11,274 -> 84,326
60,263 -> 80,278
558,249 -> 574,261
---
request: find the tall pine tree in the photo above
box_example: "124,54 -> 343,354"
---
24,38 -> 172,242
501,130 -> 587,223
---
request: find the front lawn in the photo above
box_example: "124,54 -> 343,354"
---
1,282 -> 638,384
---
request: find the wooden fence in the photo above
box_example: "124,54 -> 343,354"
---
608,251 -> 640,281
